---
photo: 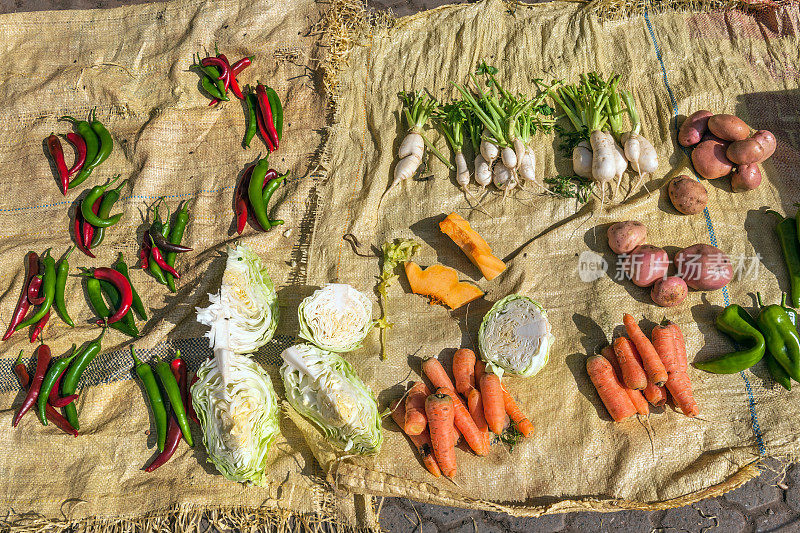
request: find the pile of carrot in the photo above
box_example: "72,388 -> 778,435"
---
390,348 -> 533,478
587,314 -> 699,422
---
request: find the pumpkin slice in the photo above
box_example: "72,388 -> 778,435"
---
439,213 -> 506,281
404,262 -> 484,310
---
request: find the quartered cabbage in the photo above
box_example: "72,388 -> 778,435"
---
297,284 -> 373,352
478,294 -> 555,378
280,344 -> 382,455
190,352 -> 280,486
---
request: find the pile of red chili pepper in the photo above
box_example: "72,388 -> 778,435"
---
73,174 -> 129,258
3,248 -> 75,343
193,49 -> 252,106
235,156 -> 289,234
131,346 -> 198,471
82,261 -> 145,338
140,199 -> 193,292
12,328 -> 106,436
48,109 -> 114,195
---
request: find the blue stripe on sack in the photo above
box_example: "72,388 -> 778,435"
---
643,10 -> 765,455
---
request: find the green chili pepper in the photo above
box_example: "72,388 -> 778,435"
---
88,109 -> 113,169
37,345 -> 79,425
86,278 -> 138,337
61,329 -> 104,430
781,293 -> 798,327
695,304 -> 766,374
261,172 -> 288,228
91,179 -> 128,248
768,211 -> 800,308
248,157 -> 273,231
61,115 -> 99,189
766,352 -> 792,390
16,250 -> 56,330
244,92 -> 258,148
114,253 -> 147,320
265,86 -> 283,141
131,346 -> 168,452
154,356 -> 193,446
54,246 -> 74,327
81,175 -> 123,228
99,279 -> 139,337
756,292 -> 800,382
164,200 -> 191,293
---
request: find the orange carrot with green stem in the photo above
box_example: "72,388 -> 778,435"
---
404,381 -> 429,435
479,372 -> 507,434
501,388 -> 534,437
391,399 -> 441,477
602,345 -> 649,416
425,392 -> 457,477
453,348 -> 476,395
623,313 -> 668,386
586,355 -> 637,422
613,336 -> 648,390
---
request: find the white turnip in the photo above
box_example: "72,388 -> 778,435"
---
572,141 -> 593,179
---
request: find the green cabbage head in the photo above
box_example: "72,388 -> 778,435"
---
297,284 -> 374,352
478,294 -> 555,377
280,344 -> 382,455
190,352 -> 280,486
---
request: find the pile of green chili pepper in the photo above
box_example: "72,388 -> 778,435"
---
2,248 -> 75,343
234,155 -> 289,234
695,293 -> 800,390
140,199 -> 193,291
74,175 -> 129,258
769,208 -> 800,308
57,109 -> 114,192
193,49 -> 252,105
131,346 -> 195,471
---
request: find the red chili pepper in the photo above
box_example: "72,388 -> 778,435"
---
29,309 -> 49,343
255,105 -> 275,152
92,268 -> 132,324
170,352 -> 195,438
208,98 -> 219,107
13,352 -> 78,437
82,197 -> 101,252
3,252 -> 39,341
188,374 -> 200,425
27,275 -> 44,306
148,236 -> 181,278
218,55 -> 244,100
235,164 -> 255,234
201,56 -> 230,93
13,344 -> 51,427
65,132 -> 87,179
140,236 -> 151,269
48,362 -> 78,407
231,57 -> 252,76
47,134 -> 70,195
262,168 -> 278,189
145,415 -> 181,472
256,84 -> 280,149
74,209 -> 95,258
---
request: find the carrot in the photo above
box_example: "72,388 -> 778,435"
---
479,372 -> 507,434
453,348 -> 476,395
602,345 -> 649,416
613,337 -> 648,390
586,355 -> 637,422
501,387 -> 534,437
423,357 -> 489,455
425,392 -> 457,477
642,382 -> 668,407
652,325 -> 679,374
390,399 -> 441,477
466,388 -> 489,433
623,313 -> 668,386
404,381 -> 429,435
669,322 -> 688,372
665,371 -> 699,417
475,360 -> 486,383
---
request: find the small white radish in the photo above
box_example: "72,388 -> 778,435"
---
622,131 -> 658,193
475,154 -> 491,188
398,132 -> 424,161
612,137 -> 628,199
518,147 -> 536,185
638,136 -> 658,174
480,131 -> 499,163
378,154 -> 422,211
621,132 -> 642,174
573,141 -> 593,179
493,161 -> 512,190
501,146 -> 517,169
513,138 -> 526,169
454,151 -> 470,189
589,130 -> 617,211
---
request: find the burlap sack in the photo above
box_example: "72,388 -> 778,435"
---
306,0 -> 800,517
0,0 -> 379,530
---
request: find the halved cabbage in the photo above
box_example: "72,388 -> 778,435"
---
190,352 -> 280,486
478,294 -> 555,377
297,284 -> 373,352
280,344 -> 382,455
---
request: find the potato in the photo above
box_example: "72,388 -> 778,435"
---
727,130 -> 776,165
691,139 -> 733,179
668,175 -> 708,214
731,164 -> 762,192
651,276 -> 688,307
607,221 -> 647,254
678,110 -> 713,147
623,245 -> 670,288
752,130 -> 776,159
675,244 -> 733,291
708,114 -> 750,141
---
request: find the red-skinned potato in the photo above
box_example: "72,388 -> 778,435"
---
675,244 -> 733,291
731,164 -> 762,192
727,130 -> 776,165
651,276 -> 688,307
668,175 -> 708,214
708,114 -> 750,141
623,245 -> 670,288
691,139 -> 733,179
678,110 -> 713,147
607,221 -> 647,254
